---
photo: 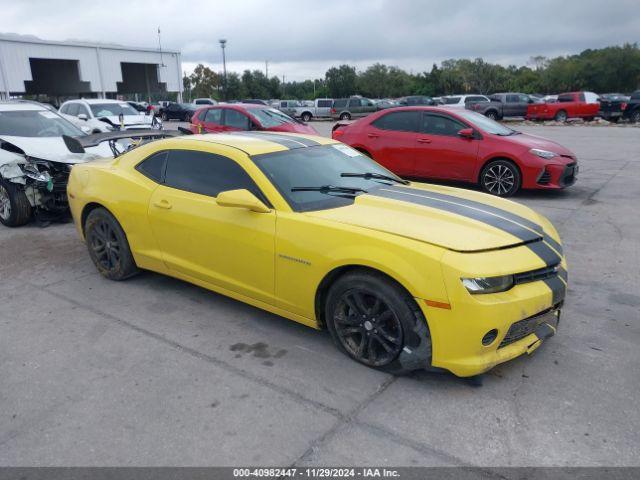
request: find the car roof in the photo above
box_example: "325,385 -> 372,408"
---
160,132 -> 337,157
0,102 -> 48,112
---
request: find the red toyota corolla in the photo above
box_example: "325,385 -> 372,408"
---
191,103 -> 317,135
332,107 -> 578,196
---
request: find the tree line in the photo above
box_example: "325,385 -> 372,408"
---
182,43 -> 640,101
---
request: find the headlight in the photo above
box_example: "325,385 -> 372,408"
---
529,148 -> 557,159
461,275 -> 514,294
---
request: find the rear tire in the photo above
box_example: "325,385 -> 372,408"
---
161,112 -> 168,121
339,112 -> 351,121
554,110 -> 568,122
184,112 -> 192,122
84,208 -> 139,281
485,110 -> 499,121
301,112 -> 312,122
0,178 -> 32,227
631,110 -> 640,123
480,159 -> 521,197
325,270 -> 431,375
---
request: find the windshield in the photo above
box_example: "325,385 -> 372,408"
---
252,143 -> 400,212
90,103 -> 140,117
250,108 -> 296,128
455,110 -> 517,135
0,109 -> 85,137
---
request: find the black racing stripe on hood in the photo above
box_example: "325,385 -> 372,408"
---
371,187 -> 561,267
392,185 -> 563,255
372,188 -> 541,243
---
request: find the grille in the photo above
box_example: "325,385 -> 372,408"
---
514,264 -> 559,285
499,308 -> 556,349
537,168 -> 551,185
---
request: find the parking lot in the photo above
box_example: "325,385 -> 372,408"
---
1,123 -> 639,467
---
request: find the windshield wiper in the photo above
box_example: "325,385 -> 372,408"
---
291,185 -> 368,195
340,172 -> 409,185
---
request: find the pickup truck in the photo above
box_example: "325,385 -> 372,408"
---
526,92 -> 600,122
467,92 -> 536,120
295,98 -> 334,122
599,92 -> 640,123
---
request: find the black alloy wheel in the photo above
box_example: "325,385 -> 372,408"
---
485,110 -> 498,120
332,288 -> 403,367
339,112 -> 351,121
85,208 -> 138,280
301,112 -> 312,122
88,217 -> 121,272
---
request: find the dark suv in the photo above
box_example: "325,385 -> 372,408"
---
331,97 -> 377,120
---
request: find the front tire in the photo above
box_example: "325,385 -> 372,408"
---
161,112 -> 168,121
84,208 -> 139,281
480,159 -> 521,197
325,270 -> 431,374
301,112 -> 312,122
339,112 -> 351,121
0,178 -> 32,227
631,110 -> 640,123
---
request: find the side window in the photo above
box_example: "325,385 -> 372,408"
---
347,99 -> 361,108
333,99 -> 347,109
67,103 -> 80,116
204,108 -> 223,124
579,93 -> 586,102
506,95 -> 519,103
78,105 -> 91,117
489,95 -> 502,102
371,111 -> 421,132
197,109 -> 207,121
164,150 -> 261,199
59,104 -> 69,114
558,94 -> 573,103
422,114 -> 466,137
223,109 -> 250,130
136,151 -> 167,183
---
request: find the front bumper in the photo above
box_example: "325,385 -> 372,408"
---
420,242 -> 567,377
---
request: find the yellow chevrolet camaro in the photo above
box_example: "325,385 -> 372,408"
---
66,131 -> 567,377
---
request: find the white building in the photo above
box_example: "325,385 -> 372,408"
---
0,33 -> 183,101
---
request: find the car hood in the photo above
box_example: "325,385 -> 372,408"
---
306,183 -> 552,252
0,135 -> 112,164
497,132 -> 574,156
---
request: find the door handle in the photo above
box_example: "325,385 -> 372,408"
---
367,133 -> 379,138
153,200 -> 172,210
417,138 -> 432,144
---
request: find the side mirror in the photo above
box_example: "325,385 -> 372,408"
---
457,128 -> 475,139
216,189 -> 271,213
78,113 -> 88,121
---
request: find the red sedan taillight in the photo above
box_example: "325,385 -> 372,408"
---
621,102 -> 628,111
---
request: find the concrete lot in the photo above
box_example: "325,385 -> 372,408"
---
1,123 -> 639,466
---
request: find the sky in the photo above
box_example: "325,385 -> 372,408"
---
1,0 -> 638,81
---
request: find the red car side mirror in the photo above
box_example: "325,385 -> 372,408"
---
457,128 -> 474,139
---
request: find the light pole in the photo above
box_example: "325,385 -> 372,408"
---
219,39 -> 227,100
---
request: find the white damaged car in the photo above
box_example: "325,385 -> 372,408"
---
59,98 -> 161,133
0,102 -> 116,226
